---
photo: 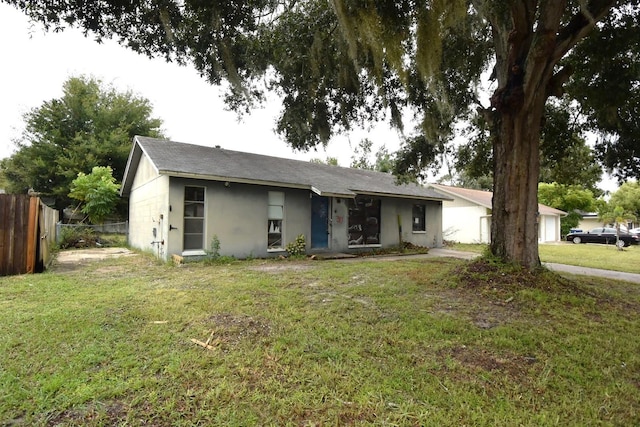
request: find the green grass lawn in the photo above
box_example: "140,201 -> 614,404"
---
1,253 -> 639,426
451,242 -> 640,274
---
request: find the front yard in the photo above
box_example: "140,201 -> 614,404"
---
1,252 -> 638,425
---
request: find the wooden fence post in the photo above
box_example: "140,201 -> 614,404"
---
26,197 -> 39,274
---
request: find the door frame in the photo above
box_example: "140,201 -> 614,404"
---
310,195 -> 331,250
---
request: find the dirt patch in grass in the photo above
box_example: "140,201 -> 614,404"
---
441,259 -> 640,327
430,259 -> 584,329
51,248 -> 137,272
427,286 -> 523,329
455,259 -> 553,290
45,400 -> 129,426
453,258 -> 607,301
441,345 -> 537,377
197,313 -> 272,350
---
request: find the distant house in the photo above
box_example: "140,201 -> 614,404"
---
575,211 -> 602,232
428,184 -> 567,244
120,136 -> 451,260
575,211 -> 638,233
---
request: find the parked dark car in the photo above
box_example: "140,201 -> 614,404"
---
566,227 -> 640,247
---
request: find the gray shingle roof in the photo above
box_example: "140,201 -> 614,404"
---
121,136 -> 449,201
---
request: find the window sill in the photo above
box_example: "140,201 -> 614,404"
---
267,248 -> 286,252
412,231 -> 427,234
182,250 -> 207,256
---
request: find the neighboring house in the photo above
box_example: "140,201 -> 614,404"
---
576,211 -> 637,233
428,184 -> 567,244
576,211 -> 602,232
120,136 -> 450,260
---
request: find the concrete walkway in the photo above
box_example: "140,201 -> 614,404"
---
365,248 -> 640,284
542,262 -> 640,284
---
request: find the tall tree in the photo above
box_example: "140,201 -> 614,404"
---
5,1 -> 636,269
0,166 -> 9,191
1,76 -> 163,209
350,139 -> 394,173
566,9 -> 640,181
608,181 -> 640,222
310,157 -> 339,166
455,103 -> 603,194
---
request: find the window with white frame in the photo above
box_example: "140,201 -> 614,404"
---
412,204 -> 426,232
268,191 -> 284,250
183,186 -> 205,250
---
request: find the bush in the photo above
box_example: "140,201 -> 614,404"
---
286,234 -> 307,257
57,227 -> 127,250
58,226 -> 99,249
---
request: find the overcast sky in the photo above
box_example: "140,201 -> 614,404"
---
0,3 -> 621,193
0,3 -> 403,167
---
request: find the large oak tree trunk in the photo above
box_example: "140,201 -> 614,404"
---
477,0 -> 616,269
490,100 -> 545,269
487,6 -> 556,270
481,1 -> 613,270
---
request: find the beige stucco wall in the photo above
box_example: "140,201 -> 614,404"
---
165,178 -> 311,259
325,196 -> 443,251
380,197 -> 443,248
440,195 -> 562,244
441,202 -> 490,244
164,180 -> 445,259
127,155 -> 170,258
578,217 -> 602,232
126,158 -> 445,259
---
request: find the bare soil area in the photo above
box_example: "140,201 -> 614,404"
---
51,247 -> 137,271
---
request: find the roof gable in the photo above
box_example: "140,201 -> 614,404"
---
429,183 -> 567,216
121,136 -> 450,201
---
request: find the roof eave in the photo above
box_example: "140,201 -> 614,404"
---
429,184 -> 493,208
160,170 -> 356,197
120,137 -> 142,197
352,189 -> 452,202
120,136 -> 161,197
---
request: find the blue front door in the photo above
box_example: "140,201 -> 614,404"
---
311,195 -> 329,249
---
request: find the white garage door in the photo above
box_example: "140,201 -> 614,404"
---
544,216 -> 556,242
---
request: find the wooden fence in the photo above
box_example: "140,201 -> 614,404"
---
0,195 -> 59,276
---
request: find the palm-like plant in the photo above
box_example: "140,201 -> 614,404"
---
598,205 -> 637,251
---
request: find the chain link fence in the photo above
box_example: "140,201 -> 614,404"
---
56,221 -> 128,243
